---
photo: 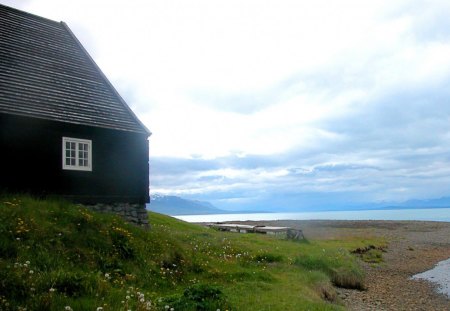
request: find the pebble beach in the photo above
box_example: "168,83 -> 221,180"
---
235,219 -> 450,311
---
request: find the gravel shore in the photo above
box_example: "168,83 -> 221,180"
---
234,219 -> 450,311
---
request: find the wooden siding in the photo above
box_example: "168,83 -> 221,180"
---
0,113 -> 149,204
0,4 -> 149,135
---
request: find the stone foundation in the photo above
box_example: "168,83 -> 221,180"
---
84,203 -> 150,228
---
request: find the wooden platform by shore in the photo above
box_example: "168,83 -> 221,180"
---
207,223 -> 305,239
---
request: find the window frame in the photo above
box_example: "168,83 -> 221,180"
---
62,137 -> 92,171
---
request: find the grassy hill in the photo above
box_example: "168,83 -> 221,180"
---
0,195 -> 384,310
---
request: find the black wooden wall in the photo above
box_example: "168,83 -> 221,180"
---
0,113 -> 149,204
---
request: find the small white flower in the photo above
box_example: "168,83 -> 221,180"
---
140,298 -> 145,302
165,305 -> 170,310
29,270 -> 34,274
65,306 -> 72,311
126,295 -> 130,300
49,287 -> 56,292
96,308 -> 104,311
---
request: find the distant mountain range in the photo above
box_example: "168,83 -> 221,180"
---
147,194 -> 227,215
146,194 -> 450,216
393,196 -> 450,208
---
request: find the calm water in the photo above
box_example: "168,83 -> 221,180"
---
174,208 -> 450,223
412,258 -> 450,298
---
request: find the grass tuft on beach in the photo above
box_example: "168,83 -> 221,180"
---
0,195 -> 385,310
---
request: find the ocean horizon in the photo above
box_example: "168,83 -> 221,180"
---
173,207 -> 450,223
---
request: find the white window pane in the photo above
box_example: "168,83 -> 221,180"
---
63,138 -> 92,170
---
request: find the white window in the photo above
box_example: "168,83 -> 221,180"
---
62,137 -> 92,171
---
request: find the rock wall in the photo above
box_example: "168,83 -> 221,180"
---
286,228 -> 304,240
85,203 -> 150,228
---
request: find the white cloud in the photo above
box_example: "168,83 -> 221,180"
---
10,0 -> 450,206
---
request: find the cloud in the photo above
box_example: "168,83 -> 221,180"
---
12,0 -> 450,209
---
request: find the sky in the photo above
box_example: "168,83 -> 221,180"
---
5,0 -> 450,211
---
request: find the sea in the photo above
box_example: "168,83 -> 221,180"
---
174,207 -> 450,223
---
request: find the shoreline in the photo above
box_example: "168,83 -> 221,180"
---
412,258 -> 450,299
175,207 -> 450,223
219,219 -> 450,310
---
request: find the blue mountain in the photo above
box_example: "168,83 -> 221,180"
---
147,194 -> 227,216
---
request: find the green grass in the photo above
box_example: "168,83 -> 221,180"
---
0,195 -> 385,310
351,245 -> 386,264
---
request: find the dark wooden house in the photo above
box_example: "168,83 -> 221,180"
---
0,4 -> 151,209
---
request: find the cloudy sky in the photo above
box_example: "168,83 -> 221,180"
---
5,0 -> 450,211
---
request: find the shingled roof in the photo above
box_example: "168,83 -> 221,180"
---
0,4 -> 150,135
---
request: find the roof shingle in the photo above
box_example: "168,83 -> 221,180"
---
0,4 -> 150,135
